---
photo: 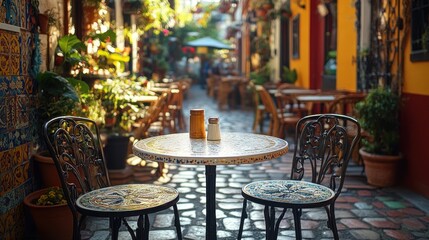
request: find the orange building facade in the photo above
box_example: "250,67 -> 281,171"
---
240,0 -> 429,197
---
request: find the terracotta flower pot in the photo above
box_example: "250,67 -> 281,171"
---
359,148 -> 402,187
34,151 -> 62,187
38,13 -> 49,34
255,8 -> 268,18
33,151 -> 81,187
24,188 -> 73,240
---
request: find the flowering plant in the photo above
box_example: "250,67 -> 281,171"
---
35,187 -> 67,206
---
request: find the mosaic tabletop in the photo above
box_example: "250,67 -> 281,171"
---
76,184 -> 179,212
133,132 -> 289,165
242,180 -> 335,206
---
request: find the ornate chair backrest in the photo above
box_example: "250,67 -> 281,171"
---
291,114 -> 361,198
43,116 -> 110,215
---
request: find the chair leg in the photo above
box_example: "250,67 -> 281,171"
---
173,204 -> 183,240
74,215 -> 83,240
263,205 -> 277,240
252,110 -> 260,132
273,208 -> 287,238
326,204 -> 339,240
237,199 -> 248,240
292,208 -> 302,240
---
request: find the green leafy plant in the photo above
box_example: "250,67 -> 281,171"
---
281,66 -> 297,84
56,35 -> 87,76
250,65 -> 271,85
94,78 -> 141,133
45,8 -> 60,28
355,88 -> 400,155
253,0 -> 274,9
34,187 -> 67,206
279,3 -> 292,18
36,71 -> 81,122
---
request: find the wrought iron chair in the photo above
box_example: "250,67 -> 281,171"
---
238,114 -> 361,240
43,116 -> 182,240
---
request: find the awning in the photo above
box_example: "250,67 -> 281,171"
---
185,37 -> 234,50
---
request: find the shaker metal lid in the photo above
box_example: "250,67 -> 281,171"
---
208,117 -> 219,124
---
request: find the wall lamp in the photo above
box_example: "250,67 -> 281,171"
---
295,0 -> 306,9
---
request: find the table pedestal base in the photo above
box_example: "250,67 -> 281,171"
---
206,165 -> 217,240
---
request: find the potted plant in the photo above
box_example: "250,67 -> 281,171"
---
38,13 -> 49,34
253,0 -> 274,18
24,187 -> 73,240
94,78 -> 139,170
355,87 -> 402,187
279,3 -> 292,19
250,65 -> 271,85
254,0 -> 274,11
55,35 -> 87,77
33,71 -> 87,187
281,66 -> 297,84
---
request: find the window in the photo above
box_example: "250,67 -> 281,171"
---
411,0 -> 429,61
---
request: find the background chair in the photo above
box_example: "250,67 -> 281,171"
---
249,82 -> 266,133
275,92 -> 306,139
238,114 -> 361,240
256,85 -> 279,137
256,85 -> 302,139
328,93 -> 366,116
44,116 -> 182,240
328,93 -> 367,165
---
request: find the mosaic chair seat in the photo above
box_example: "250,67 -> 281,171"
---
238,114 -> 361,240
43,116 -> 182,240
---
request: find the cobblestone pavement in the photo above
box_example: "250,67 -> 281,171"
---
87,85 -> 429,240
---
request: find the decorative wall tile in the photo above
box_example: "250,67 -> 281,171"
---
13,162 -> 26,187
0,77 -> 7,95
0,204 -> 25,239
19,0 -> 26,28
21,30 -> 31,76
0,98 -> 6,135
0,171 -> 13,196
16,95 -> 29,128
0,29 -> 20,76
0,1 -> 38,238
0,149 -> 13,172
0,53 -> 10,75
25,76 -> 35,95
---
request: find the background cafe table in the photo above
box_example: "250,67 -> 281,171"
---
296,94 -> 336,113
133,132 -> 289,240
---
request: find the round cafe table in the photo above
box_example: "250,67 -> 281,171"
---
133,132 -> 288,240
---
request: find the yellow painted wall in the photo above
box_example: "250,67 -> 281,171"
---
336,1 -> 358,91
289,3 -> 310,88
403,39 -> 429,96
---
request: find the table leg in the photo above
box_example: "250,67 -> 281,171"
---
205,165 -> 217,240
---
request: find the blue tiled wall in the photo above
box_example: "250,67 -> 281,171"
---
0,0 -> 39,238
